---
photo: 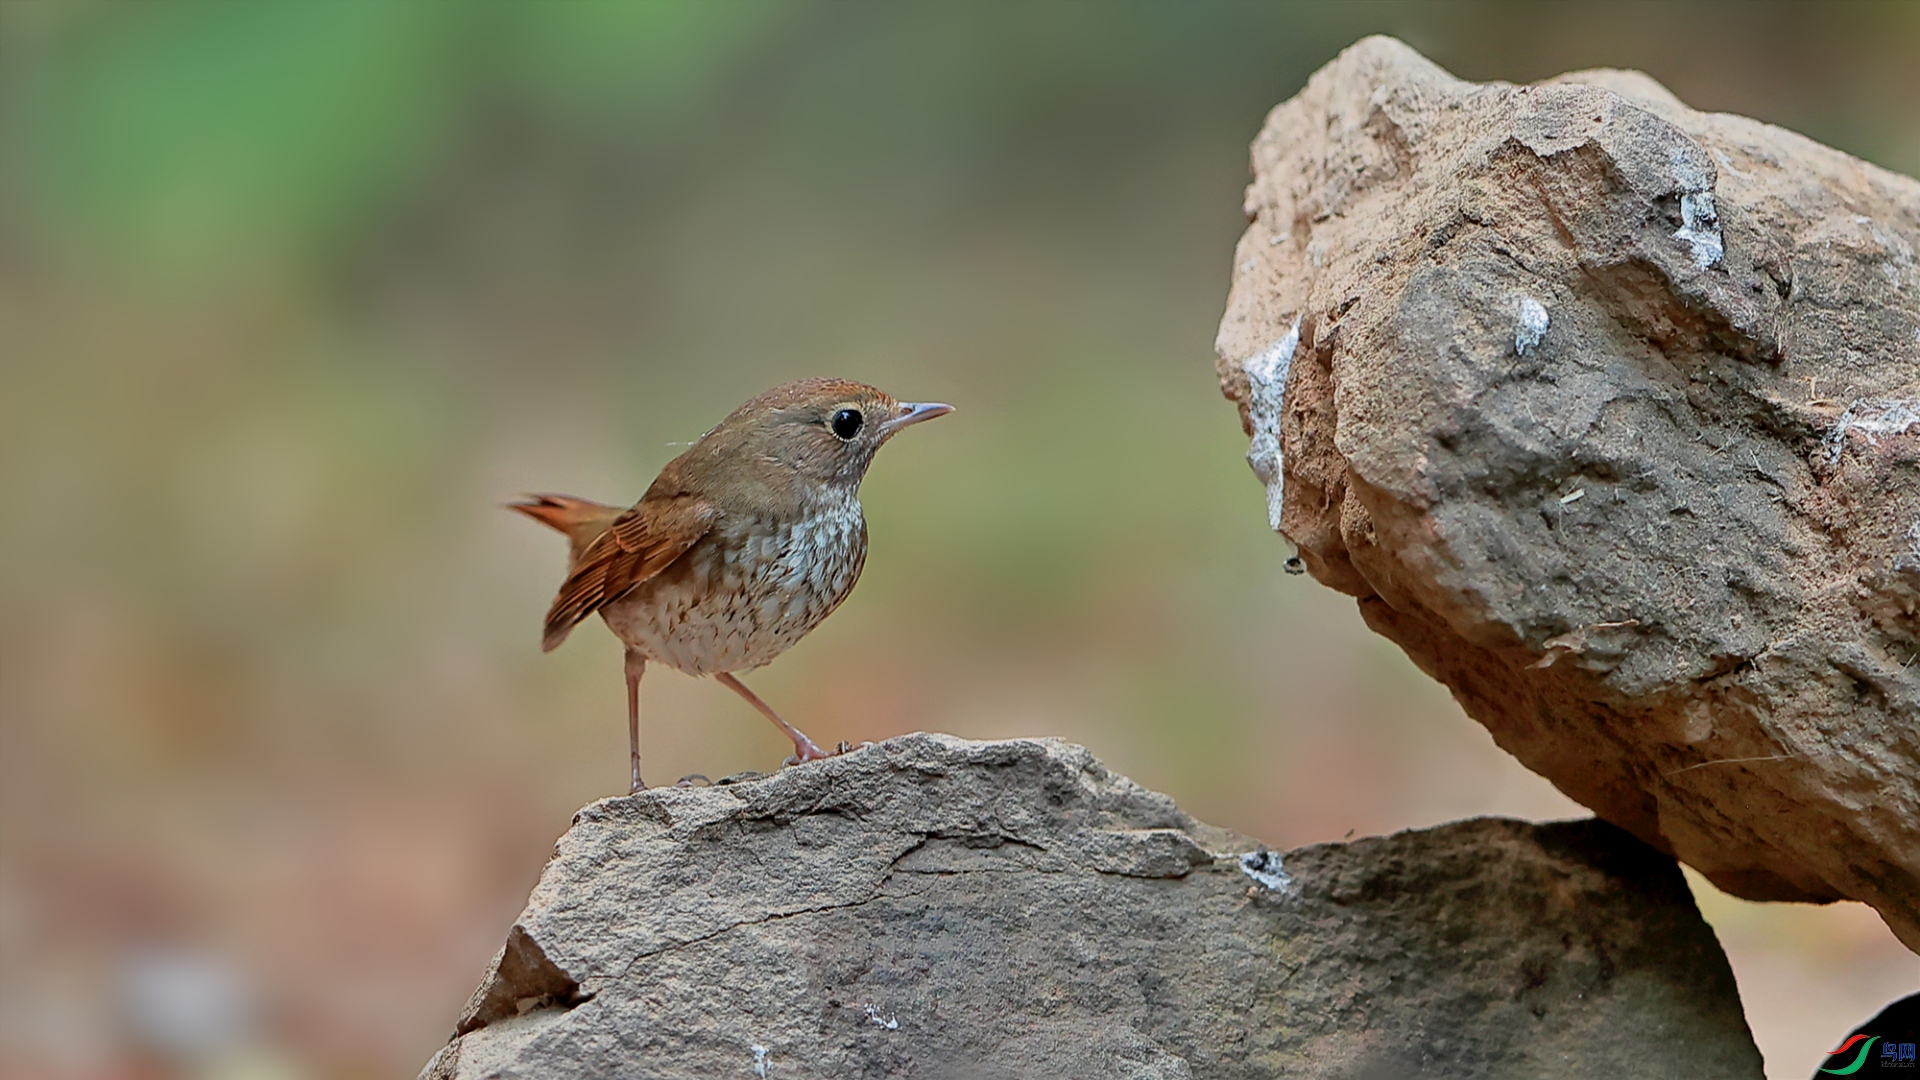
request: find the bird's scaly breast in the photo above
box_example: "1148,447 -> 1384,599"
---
600,497 -> 868,675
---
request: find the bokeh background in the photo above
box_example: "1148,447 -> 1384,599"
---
2,2 -> 1917,1078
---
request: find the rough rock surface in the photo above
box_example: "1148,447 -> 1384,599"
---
1214,36 -> 1920,951
421,734 -> 1760,1079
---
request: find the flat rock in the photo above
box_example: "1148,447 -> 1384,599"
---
1214,37 -> 1920,950
421,734 -> 1759,1079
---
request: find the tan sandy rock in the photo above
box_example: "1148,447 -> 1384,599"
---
1216,36 -> 1920,952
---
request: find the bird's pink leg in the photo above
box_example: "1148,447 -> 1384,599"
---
714,672 -> 828,763
626,650 -> 647,793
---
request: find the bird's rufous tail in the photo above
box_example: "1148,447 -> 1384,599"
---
507,494 -> 623,564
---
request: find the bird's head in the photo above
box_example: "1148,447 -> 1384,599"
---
673,378 -> 953,508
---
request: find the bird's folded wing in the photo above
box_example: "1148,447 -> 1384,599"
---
541,495 -> 716,651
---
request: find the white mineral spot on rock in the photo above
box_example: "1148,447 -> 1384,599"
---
1669,146 -> 1712,191
752,1044 -> 770,1078
1238,847 -> 1290,892
1515,297 -> 1550,356
1680,701 -> 1714,744
1822,397 -> 1920,462
863,1004 -> 899,1030
1242,316 -> 1301,532
1666,146 -> 1724,269
1673,190 -> 1724,269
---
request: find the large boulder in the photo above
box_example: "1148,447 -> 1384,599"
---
421,734 -> 1759,1078
1214,36 -> 1920,951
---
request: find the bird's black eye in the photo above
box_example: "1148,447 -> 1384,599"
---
830,408 -> 864,440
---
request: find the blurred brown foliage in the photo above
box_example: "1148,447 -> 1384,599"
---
1,3 -> 1915,1078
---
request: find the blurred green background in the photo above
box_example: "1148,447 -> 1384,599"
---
1,3 -> 1916,1078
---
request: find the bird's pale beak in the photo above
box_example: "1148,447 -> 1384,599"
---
883,401 -> 954,434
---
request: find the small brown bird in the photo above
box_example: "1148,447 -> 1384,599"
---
511,379 -> 952,793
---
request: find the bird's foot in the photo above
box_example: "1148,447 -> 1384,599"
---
782,735 -> 830,766
781,738 -> 873,765
675,774 -> 711,788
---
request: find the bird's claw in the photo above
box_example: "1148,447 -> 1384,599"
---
675,774 -> 711,788
782,743 -> 831,767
